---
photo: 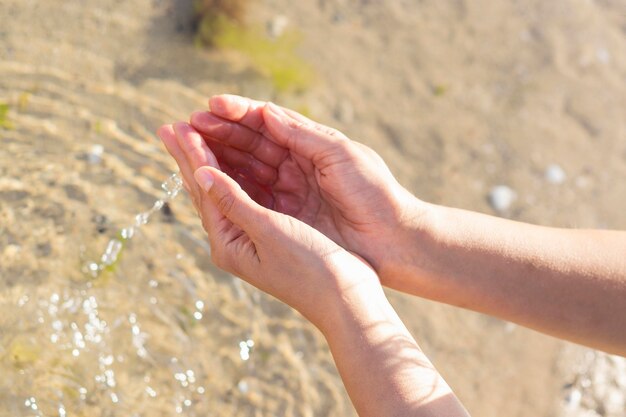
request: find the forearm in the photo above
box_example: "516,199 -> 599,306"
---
384,202 -> 626,355
320,281 -> 469,417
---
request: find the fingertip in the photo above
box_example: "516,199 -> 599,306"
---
190,110 -> 209,127
157,124 -> 175,140
208,95 -> 226,113
194,167 -> 215,192
173,121 -> 191,136
209,94 -> 248,120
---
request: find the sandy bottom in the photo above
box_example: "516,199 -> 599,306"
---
0,1 -> 625,416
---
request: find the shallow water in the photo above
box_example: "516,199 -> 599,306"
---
2,1 -> 625,416
0,62 -> 349,416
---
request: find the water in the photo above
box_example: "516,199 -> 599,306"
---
83,172 -> 184,278
2,1 -> 625,415
0,63 -> 341,416
561,350 -> 626,417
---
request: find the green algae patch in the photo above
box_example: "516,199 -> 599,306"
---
193,0 -> 314,93
0,103 -> 14,130
433,84 -> 448,97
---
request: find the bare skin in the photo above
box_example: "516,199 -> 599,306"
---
159,94 -> 625,415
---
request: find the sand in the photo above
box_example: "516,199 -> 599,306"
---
0,0 -> 625,416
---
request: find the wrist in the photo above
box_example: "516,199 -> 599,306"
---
376,193 -> 442,289
313,266 -> 397,338
318,280 -> 401,340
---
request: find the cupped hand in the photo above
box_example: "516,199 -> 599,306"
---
189,95 -> 426,276
157,122 -> 381,330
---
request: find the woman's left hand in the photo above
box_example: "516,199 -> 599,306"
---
158,122 -> 382,330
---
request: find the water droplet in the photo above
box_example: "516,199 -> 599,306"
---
162,172 -> 183,198
134,212 -> 149,227
145,386 -> 157,398
85,262 -> 100,277
152,200 -> 164,211
17,295 -> 29,306
101,239 -> 123,266
121,227 -> 135,240
239,340 -> 254,361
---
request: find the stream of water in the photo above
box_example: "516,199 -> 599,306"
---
84,172 -> 183,279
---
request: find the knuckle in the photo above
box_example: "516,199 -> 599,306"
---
334,138 -> 358,158
215,192 -> 236,216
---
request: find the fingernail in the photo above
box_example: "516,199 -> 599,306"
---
194,168 -> 214,192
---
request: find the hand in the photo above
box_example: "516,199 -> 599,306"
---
157,122 -> 382,330
189,95 -> 428,277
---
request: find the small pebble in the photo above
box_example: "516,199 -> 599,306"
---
87,144 -> 104,164
238,380 -> 249,394
545,164 -> 566,184
488,185 -> 516,213
267,15 -> 289,38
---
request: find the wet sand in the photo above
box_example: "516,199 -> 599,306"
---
1,1 -> 625,416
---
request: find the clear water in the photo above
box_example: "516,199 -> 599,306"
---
1,1 -> 625,415
561,350 -> 626,417
83,172 -> 183,278
0,63 -> 344,416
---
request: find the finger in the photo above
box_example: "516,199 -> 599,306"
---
173,122 -> 220,171
262,102 -> 348,161
157,124 -> 197,194
208,94 -> 266,130
194,167 -> 266,237
190,110 -> 288,168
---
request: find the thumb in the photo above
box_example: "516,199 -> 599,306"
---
194,166 -> 263,235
